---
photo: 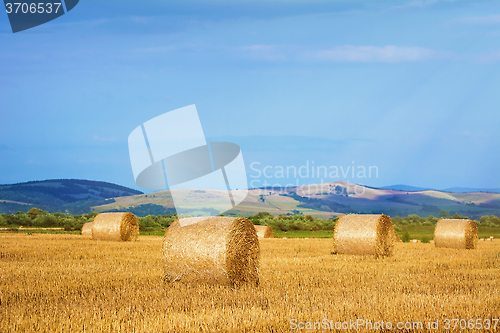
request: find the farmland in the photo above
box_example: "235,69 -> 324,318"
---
3,179 -> 500,220
1,234 -> 499,332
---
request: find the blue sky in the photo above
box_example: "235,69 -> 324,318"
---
0,0 -> 499,191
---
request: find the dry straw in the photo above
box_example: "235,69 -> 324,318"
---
254,225 -> 274,238
92,213 -> 139,241
333,214 -> 395,257
390,228 -> 401,243
434,219 -> 478,249
162,216 -> 260,286
81,222 -> 93,237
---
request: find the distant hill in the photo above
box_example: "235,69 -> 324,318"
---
92,181 -> 500,220
380,185 -> 435,192
442,187 -> 500,193
380,184 -> 500,193
0,179 -> 142,214
2,179 -> 500,219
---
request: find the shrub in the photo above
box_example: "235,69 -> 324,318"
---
32,214 -> 58,228
401,231 -> 411,243
391,216 -> 402,225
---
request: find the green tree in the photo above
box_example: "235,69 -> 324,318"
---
391,216 -> 402,225
32,214 -> 58,228
27,207 -> 45,220
401,231 -> 411,243
450,213 -> 468,219
438,210 -> 450,218
424,215 -> 438,225
256,212 -> 273,219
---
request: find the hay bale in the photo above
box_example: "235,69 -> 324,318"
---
254,225 -> 274,238
434,219 -> 478,249
162,216 -> 260,286
92,213 -> 139,241
81,222 -> 93,237
333,214 -> 395,257
390,228 -> 401,243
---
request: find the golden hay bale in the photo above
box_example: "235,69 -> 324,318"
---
333,214 -> 395,257
92,213 -> 139,241
434,219 -> 478,249
81,222 -> 93,237
254,225 -> 274,238
389,228 -> 401,243
162,216 -> 260,286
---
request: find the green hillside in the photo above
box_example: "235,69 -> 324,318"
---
0,179 -> 142,214
3,179 -> 500,219
92,181 -> 500,220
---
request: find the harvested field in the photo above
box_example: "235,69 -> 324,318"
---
0,234 -> 499,332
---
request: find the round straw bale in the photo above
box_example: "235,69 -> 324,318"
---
81,222 -> 93,237
333,214 -> 395,257
389,228 -> 401,243
254,225 -> 274,238
434,219 -> 478,249
162,216 -> 260,286
92,213 -> 139,241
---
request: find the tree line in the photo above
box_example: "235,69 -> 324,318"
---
0,208 -> 177,232
1,208 -> 499,233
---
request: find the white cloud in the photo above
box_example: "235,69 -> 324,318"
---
313,45 -> 453,63
475,51 -> 500,64
452,15 -> 500,25
130,16 -> 153,25
240,44 -> 293,61
392,0 -> 457,9
241,44 -> 453,63
135,46 -> 177,53
93,135 -> 116,142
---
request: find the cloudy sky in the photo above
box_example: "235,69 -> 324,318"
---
0,0 -> 499,191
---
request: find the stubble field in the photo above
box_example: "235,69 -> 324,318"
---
1,234 -> 499,332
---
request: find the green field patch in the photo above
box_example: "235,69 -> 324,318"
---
264,195 -> 300,210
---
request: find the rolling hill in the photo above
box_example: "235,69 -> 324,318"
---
0,179 -> 142,214
91,181 -> 500,219
2,179 -> 499,219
